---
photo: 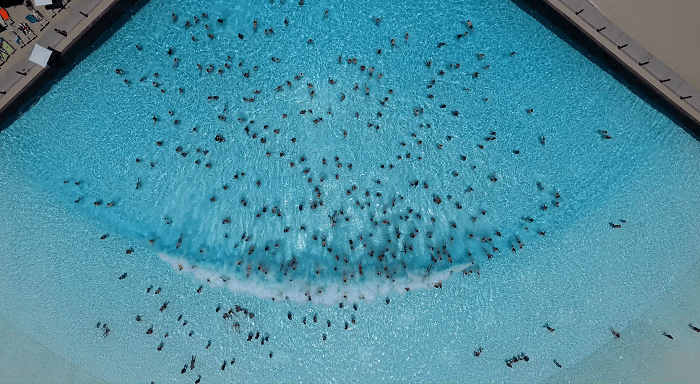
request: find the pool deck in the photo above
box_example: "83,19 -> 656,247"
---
541,0 -> 700,134
591,0 -> 700,91
0,0 -> 142,128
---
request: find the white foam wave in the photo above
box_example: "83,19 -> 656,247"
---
159,252 -> 475,306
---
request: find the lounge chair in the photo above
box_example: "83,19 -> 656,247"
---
27,9 -> 49,30
17,22 -> 35,37
0,8 -> 13,25
10,29 -> 25,47
0,46 -> 10,65
1,38 -> 14,55
30,9 -> 46,21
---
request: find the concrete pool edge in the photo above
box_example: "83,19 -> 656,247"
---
513,0 -> 700,139
0,0 -> 147,131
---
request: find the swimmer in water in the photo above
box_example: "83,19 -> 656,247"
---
610,327 -> 620,338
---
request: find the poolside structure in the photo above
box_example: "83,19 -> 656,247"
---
28,43 -> 52,66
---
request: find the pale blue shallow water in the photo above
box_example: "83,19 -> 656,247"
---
1,0 -> 700,381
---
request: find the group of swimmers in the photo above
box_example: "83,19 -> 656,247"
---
103,1 -> 575,290
81,1 -> 700,378
88,4 -> 605,378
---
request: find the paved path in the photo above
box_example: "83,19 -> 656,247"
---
591,0 -> 700,90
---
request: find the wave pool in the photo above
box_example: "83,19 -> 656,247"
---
1,0 -> 700,382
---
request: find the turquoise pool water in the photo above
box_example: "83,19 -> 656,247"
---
1,0 -> 700,381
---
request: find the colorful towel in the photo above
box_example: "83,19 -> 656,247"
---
25,14 -> 38,23
0,8 -> 10,22
2,40 -> 14,55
